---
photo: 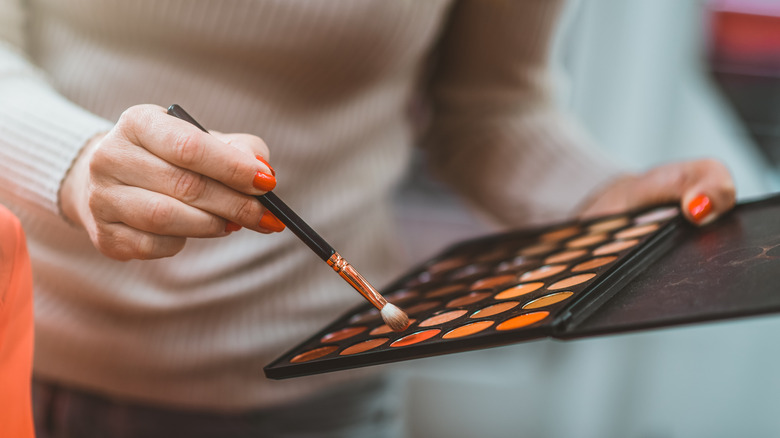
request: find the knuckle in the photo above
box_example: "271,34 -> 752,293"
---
146,197 -> 175,226
171,132 -> 204,166
171,168 -> 207,203
232,197 -> 262,225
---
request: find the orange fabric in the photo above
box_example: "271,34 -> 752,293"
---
0,204 -> 35,438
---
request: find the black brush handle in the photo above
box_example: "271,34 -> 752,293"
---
167,104 -> 336,261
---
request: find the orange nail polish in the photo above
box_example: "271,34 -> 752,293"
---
258,210 -> 286,232
688,194 -> 712,223
225,221 -> 242,232
253,171 -> 277,192
256,155 -> 275,176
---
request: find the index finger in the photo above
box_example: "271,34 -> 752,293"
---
115,104 -> 274,196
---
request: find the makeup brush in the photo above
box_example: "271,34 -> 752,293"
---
167,104 -> 410,332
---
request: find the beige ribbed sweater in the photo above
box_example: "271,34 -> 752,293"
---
0,0 -> 620,410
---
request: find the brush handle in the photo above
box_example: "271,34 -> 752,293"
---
167,104 -> 336,261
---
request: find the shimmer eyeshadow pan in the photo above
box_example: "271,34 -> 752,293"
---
266,197 -> 780,379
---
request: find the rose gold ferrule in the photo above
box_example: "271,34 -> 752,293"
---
327,252 -> 387,310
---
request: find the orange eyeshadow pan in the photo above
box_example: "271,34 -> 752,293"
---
442,321 -> 495,339
340,338 -> 389,355
471,301 -> 519,318
320,326 -> 366,343
566,233 -> 608,248
520,265 -> 567,282
290,346 -> 338,363
495,282 -> 544,299
420,310 -> 468,327
471,274 -> 517,290
572,256 -> 617,272
447,291 -> 491,308
496,311 -> 549,331
545,249 -> 587,264
523,291 -> 574,309
615,223 -> 659,239
593,239 -> 639,256
548,273 -> 596,290
390,330 -> 440,347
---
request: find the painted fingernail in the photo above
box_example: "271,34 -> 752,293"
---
688,194 -> 712,223
258,210 -> 286,232
225,221 -> 242,233
256,155 -> 275,176
253,171 -> 277,192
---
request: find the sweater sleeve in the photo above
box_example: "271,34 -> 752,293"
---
0,0 -> 113,220
423,0 -> 624,227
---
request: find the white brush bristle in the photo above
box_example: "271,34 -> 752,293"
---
380,303 -> 410,332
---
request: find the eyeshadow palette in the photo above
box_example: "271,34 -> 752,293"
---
265,194 -> 780,379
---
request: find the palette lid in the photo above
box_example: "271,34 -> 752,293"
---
565,194 -> 780,338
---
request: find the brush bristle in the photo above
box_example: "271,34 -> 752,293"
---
380,303 -> 410,332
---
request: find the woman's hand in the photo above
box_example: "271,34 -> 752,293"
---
60,104 -> 284,261
580,159 -> 736,225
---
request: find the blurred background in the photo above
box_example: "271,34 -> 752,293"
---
391,0 -> 780,436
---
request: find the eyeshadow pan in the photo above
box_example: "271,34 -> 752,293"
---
471,301 -> 519,318
290,346 -> 338,363
442,321 -> 495,339
566,233 -> 608,248
496,311 -> 549,331
428,257 -> 467,275
588,216 -> 629,233
385,289 -> 418,303
390,329 -> 440,347
370,319 -> 417,336
474,248 -> 509,263
403,301 -> 440,315
519,265 -> 567,282
545,249 -> 587,264
634,206 -> 678,224
340,338 -> 389,355
495,282 -> 544,299
495,256 -> 536,273
420,310 -> 468,327
427,284 -> 466,298
449,264 -> 491,281
548,273 -> 596,290
592,239 -> 639,256
540,225 -> 580,242
447,291 -> 491,308
523,291 -> 574,309
349,308 -> 380,324
470,274 -> 517,290
519,243 -> 557,257
614,223 -> 659,239
320,326 -> 366,343
571,256 -> 617,272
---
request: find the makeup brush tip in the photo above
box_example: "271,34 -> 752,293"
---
381,303 -> 410,332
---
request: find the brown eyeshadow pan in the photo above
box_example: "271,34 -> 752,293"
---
545,249 -> 587,264
539,225 -> 580,242
566,233 -> 609,248
427,284 -> 466,298
290,346 -> 338,363
571,256 -> 617,272
523,291 -> 574,309
470,274 -> 518,290
320,326 -> 366,343
447,291 -> 491,308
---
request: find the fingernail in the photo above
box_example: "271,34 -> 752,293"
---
688,194 -> 712,223
253,171 -> 277,192
256,155 -> 275,176
225,221 -> 242,233
258,210 -> 286,232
